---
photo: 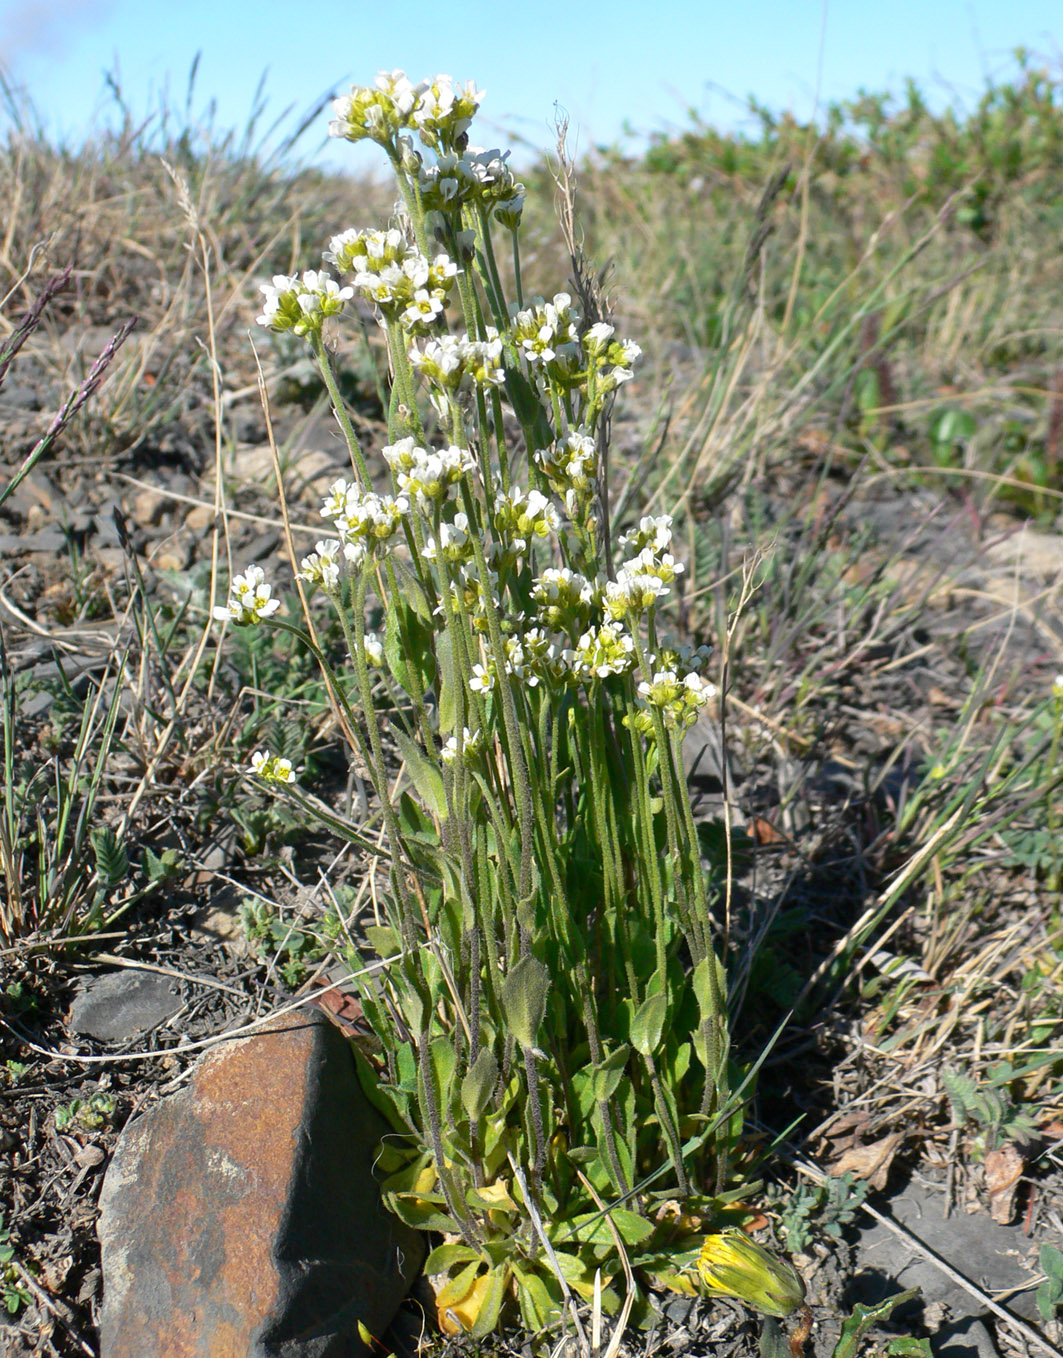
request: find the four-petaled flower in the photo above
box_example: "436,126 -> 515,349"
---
250,750 -> 296,784
213,565 -> 281,626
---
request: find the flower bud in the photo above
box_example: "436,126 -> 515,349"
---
695,1229 -> 805,1318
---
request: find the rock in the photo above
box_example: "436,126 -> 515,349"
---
150,535 -> 194,572
985,525 -> 1063,578
69,970 -> 184,1041
97,1010 -> 423,1357
185,504 -> 216,534
936,1316 -> 1000,1358
131,487 -> 169,528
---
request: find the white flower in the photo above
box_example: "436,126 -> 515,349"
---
469,662 -> 494,694
618,515 -> 673,554
567,623 -> 635,680
638,670 -> 682,706
583,321 -> 615,351
531,567 -> 594,630
1054,674 -> 1063,699
604,572 -> 668,620
384,441 -> 473,509
441,726 -> 484,763
423,512 -> 471,563
250,750 -> 296,783
256,271 -> 352,336
297,539 -> 341,590
213,565 -> 281,625
364,632 -> 385,667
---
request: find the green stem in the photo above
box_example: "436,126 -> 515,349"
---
310,332 -> 371,484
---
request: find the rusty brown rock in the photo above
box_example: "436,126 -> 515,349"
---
98,1009 -> 423,1357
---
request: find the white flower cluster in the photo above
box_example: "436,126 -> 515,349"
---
637,669 -> 716,731
492,487 -> 562,558
534,429 -> 597,517
324,228 -> 458,332
329,71 -> 483,153
408,331 -> 505,395
364,632 -> 385,667
382,438 -> 475,509
415,146 -> 524,221
565,622 -> 636,680
530,567 -> 595,632
508,296 -> 641,400
583,322 -> 642,394
601,516 -> 684,622
320,479 -> 408,566
423,513 -> 473,564
213,565 -> 281,626
511,292 -> 582,369
469,629 -> 565,695
297,539 -> 342,590
256,271 -> 353,337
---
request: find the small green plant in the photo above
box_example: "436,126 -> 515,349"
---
238,896 -> 330,988
0,629 -> 130,943
0,1215 -> 32,1315
941,1066 -> 1039,1157
213,69 -> 790,1345
774,1174 -> 869,1255
1037,1243 -> 1063,1325
54,1091 -> 116,1132
2,1061 -> 27,1086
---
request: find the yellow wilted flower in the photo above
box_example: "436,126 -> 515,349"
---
696,1229 -> 805,1318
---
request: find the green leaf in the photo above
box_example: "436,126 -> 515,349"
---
503,369 -> 555,448
91,826 -> 128,888
470,1264 -> 510,1337
396,1042 -> 419,1092
436,630 -> 458,736
428,1035 -> 458,1107
363,924 -> 400,958
461,1047 -> 499,1122
143,844 -> 181,883
759,1317 -> 791,1358
512,1264 -> 563,1332
833,1290 -> 921,1358
385,1193 -> 461,1233
424,1243 -> 481,1274
567,1208 -> 654,1247
692,954 -> 724,1017
499,955 -> 550,1048
630,991 -> 668,1056
592,1045 -> 631,1103
929,407 -> 977,447
886,1340 -> 932,1357
393,730 -> 448,822
1040,1242 -> 1063,1281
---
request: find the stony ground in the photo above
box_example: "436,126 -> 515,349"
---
1,296 -> 1062,1358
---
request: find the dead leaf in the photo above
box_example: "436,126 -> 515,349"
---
748,817 -> 785,846
306,979 -> 364,1036
816,1108 -> 872,1155
985,1143 -> 1024,1225
829,1132 -> 904,1190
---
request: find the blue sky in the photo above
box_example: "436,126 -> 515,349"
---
1,0 -> 1060,175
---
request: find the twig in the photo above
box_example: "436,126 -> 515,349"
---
510,1155 -> 591,1354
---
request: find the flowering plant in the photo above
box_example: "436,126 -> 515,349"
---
219,70 -> 800,1343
